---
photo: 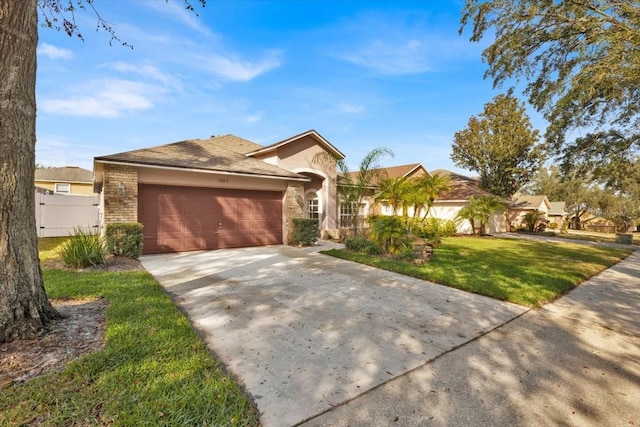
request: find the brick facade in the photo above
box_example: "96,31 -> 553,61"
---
103,164 -> 138,225
284,182 -> 305,244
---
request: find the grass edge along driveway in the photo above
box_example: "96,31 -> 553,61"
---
323,236 -> 633,307
0,238 -> 259,427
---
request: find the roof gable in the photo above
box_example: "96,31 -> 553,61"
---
246,129 -> 345,160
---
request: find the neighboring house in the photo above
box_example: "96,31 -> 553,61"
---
548,201 -> 568,228
94,130 -> 344,254
571,212 -> 617,233
431,173 -> 508,234
351,163 -> 429,218
35,166 -> 95,195
357,167 -> 507,235
509,195 -> 552,229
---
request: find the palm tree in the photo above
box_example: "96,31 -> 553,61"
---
315,147 -> 394,236
374,177 -> 408,216
473,195 -> 508,235
455,198 -> 481,236
400,173 -> 451,232
455,195 -> 506,236
523,209 -> 545,232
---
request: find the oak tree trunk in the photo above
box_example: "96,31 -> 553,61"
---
0,0 -> 60,343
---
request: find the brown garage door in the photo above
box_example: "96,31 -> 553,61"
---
138,184 -> 282,254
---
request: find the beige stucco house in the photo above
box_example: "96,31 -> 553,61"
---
94,130 -> 344,254
35,166 -> 95,195
357,166 -> 508,235
430,171 -> 508,234
509,195 -> 552,229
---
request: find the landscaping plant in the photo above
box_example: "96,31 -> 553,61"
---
58,228 -> 106,268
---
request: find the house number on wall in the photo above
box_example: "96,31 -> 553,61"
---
218,178 -> 229,184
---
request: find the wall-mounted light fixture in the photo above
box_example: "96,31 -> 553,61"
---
117,181 -> 126,196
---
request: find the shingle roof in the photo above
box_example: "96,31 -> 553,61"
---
95,136 -> 306,180
435,181 -> 497,201
208,134 -> 263,154
35,166 -> 93,183
548,201 -> 567,215
512,195 -> 548,209
343,163 -> 427,186
430,169 -> 479,183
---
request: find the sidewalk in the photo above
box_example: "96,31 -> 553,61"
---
301,250 -> 640,426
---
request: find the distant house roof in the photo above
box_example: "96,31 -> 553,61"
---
94,135 -> 308,181
512,195 -> 551,210
343,163 -> 428,186
436,181 -> 498,202
430,169 -> 479,184
35,166 -> 93,183
548,201 -> 567,216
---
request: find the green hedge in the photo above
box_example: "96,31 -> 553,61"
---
292,218 -> 319,246
105,222 -> 144,258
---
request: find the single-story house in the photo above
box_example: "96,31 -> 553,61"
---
430,171 -> 507,234
548,201 -> 568,228
356,166 -> 507,235
509,195 -> 551,229
570,212 -> 617,233
35,166 -> 95,195
94,130 -> 344,254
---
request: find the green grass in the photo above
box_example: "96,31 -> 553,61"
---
1,242 -> 259,426
37,236 -> 70,264
324,236 -> 632,307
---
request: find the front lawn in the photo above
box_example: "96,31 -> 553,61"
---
1,239 -> 259,426
324,236 -> 632,307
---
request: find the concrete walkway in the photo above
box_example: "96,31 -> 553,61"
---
141,242 -> 527,426
301,249 -> 640,426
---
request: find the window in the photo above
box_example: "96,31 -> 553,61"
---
305,192 -> 320,221
339,201 -> 366,228
54,183 -> 71,194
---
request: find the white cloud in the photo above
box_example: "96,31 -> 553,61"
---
338,100 -> 364,114
341,39 -> 431,75
37,43 -> 74,60
199,51 -> 281,81
104,62 -> 182,90
36,136 -> 95,170
245,114 -> 263,123
40,79 -> 161,118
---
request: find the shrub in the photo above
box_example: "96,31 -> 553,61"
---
291,218 -> 319,246
58,228 -> 105,268
106,222 -> 144,258
368,215 -> 411,254
548,222 -> 559,230
344,236 -> 383,255
417,218 -> 457,246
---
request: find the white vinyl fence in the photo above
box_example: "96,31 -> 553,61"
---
35,192 -> 100,237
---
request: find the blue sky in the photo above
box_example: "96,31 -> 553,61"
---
36,0 -> 546,173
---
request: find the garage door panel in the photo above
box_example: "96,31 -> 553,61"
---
139,184 -> 282,254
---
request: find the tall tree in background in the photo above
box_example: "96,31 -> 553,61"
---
451,93 -> 545,199
460,0 -> 640,154
0,0 -> 204,343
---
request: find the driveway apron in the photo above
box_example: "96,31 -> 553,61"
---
141,242 -> 527,426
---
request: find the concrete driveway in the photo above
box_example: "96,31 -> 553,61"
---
141,241 -> 527,426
